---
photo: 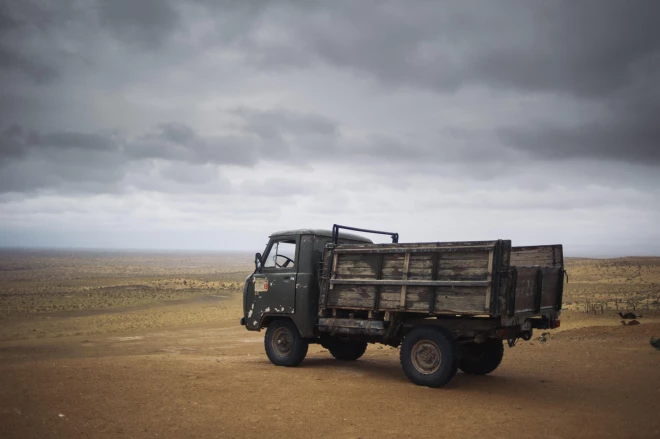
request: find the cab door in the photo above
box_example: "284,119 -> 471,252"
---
245,237 -> 298,330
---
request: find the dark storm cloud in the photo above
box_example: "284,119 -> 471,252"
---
1,0 -> 660,199
43,132 -> 118,152
221,0 -> 660,98
500,79 -> 660,165
236,107 -> 338,139
0,123 -> 126,193
181,0 -> 660,166
0,108 -> 342,194
0,45 -> 58,83
127,122 -> 258,166
97,0 -> 182,49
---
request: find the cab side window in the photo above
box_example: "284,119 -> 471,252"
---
263,240 -> 296,269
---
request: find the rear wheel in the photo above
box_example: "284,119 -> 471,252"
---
458,338 -> 504,375
325,339 -> 368,361
400,327 -> 457,388
264,320 -> 308,367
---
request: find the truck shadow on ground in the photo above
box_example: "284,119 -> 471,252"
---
302,357 -> 405,382
300,356 -> 576,401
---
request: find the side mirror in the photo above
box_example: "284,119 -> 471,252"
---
254,252 -> 263,272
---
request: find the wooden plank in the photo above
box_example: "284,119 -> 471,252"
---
400,252 -> 411,308
340,240 -> 499,248
513,267 -> 538,312
335,263 -> 379,272
341,254 -> 492,269
373,253 -> 384,311
335,266 -> 377,276
330,279 -> 491,287
540,267 -> 560,308
329,252 -> 338,290
434,267 -> 489,277
485,250 -> 493,309
328,297 -> 375,308
334,245 -> 496,254
327,285 -> 376,308
511,245 -> 563,268
436,259 -> 490,268
405,287 -> 432,311
434,293 -> 489,313
430,251 -> 439,313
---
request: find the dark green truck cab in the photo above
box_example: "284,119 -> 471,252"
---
241,225 -> 563,388
242,228 -> 372,338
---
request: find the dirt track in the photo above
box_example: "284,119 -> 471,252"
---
2,306 -> 659,439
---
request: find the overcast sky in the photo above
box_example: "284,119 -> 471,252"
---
1,0 -> 659,256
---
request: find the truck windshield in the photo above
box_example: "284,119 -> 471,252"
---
264,240 -> 296,269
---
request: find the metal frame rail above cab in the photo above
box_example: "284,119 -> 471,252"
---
332,224 -> 399,245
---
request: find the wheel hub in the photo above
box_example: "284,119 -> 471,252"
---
272,327 -> 292,356
411,340 -> 441,374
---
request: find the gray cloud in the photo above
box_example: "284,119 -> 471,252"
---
500,79 -> 660,165
125,122 -> 257,166
207,0 -> 660,97
0,108 -> 342,194
1,0 -> 659,253
97,0 -> 182,49
0,45 -> 58,83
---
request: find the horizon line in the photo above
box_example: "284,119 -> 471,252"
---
1,245 -> 659,259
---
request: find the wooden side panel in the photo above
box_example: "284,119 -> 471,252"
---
381,254 -> 405,280
327,285 -> 376,308
408,253 -> 434,280
334,253 -> 379,279
511,245 -> 563,267
379,286 -> 403,310
513,267 -> 537,312
540,267 -> 561,309
323,241 -> 502,315
435,287 -> 490,313
404,286 -> 433,311
513,266 -> 562,313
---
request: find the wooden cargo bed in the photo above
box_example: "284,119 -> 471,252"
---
319,240 -> 511,316
319,241 -> 564,319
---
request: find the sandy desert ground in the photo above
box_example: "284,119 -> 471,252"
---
1,249 -> 659,439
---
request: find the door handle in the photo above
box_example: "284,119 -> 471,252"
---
283,276 -> 295,282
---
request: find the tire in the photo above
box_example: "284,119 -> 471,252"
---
458,338 -> 504,375
264,320 -> 309,367
326,339 -> 368,361
399,327 -> 457,388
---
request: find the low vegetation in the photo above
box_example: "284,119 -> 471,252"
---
564,257 -> 660,316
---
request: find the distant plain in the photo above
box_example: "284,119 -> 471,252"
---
1,249 -> 659,439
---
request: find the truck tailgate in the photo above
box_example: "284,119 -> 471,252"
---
509,245 -> 564,315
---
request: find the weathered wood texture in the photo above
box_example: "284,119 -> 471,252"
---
512,266 -> 562,313
510,245 -> 563,267
321,241 -> 507,315
319,239 -> 564,319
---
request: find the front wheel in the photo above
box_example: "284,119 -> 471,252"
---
264,320 -> 308,367
400,327 -> 457,388
458,338 -> 504,375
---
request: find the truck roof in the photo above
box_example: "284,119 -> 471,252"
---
269,229 -> 373,243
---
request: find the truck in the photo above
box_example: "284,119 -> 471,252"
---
240,225 -> 564,388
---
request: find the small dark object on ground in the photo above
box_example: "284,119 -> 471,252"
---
650,337 -> 660,350
619,312 -> 641,319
